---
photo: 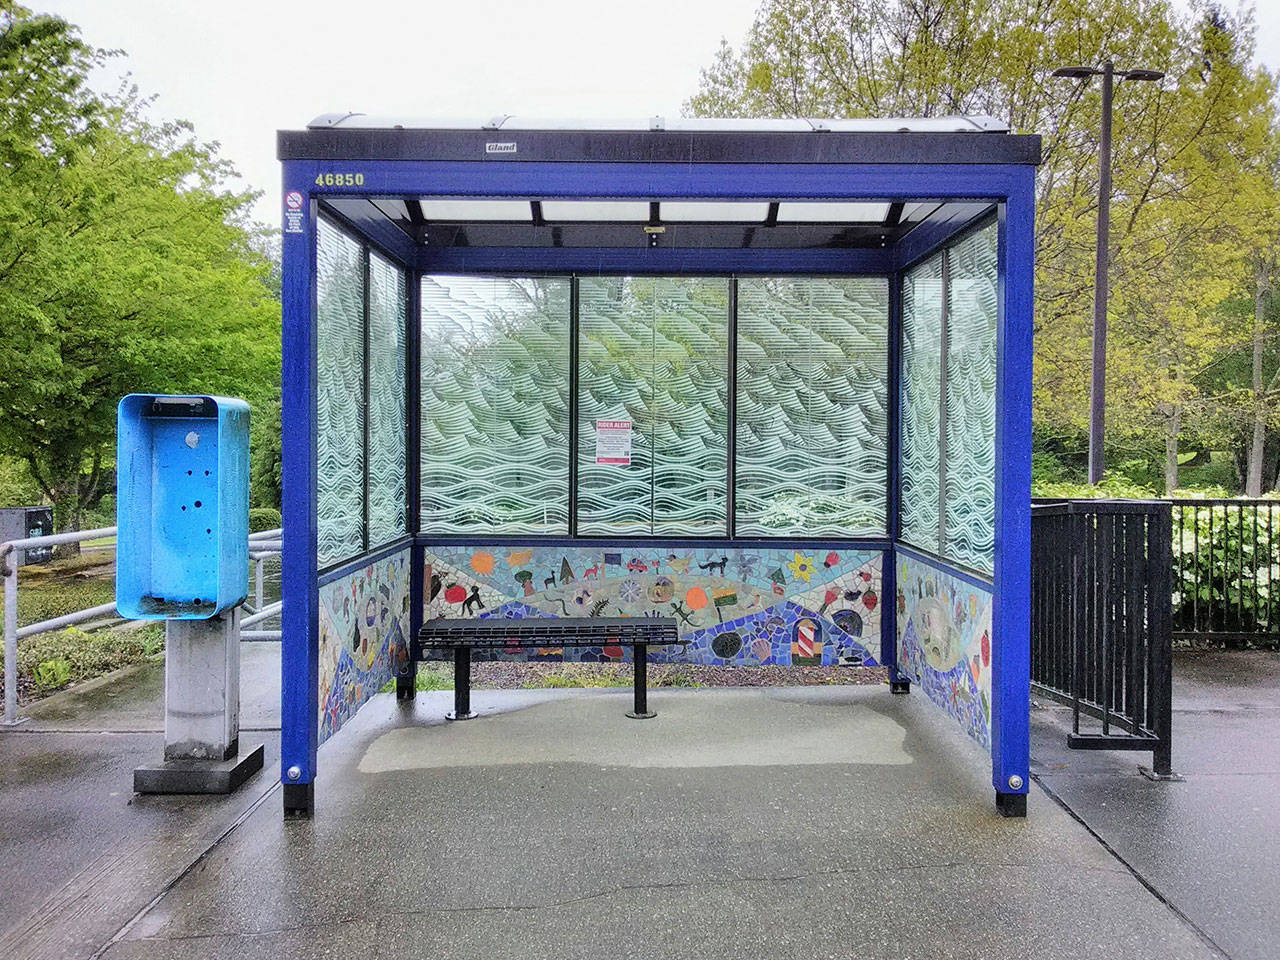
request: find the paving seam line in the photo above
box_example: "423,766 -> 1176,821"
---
2,727 -> 282,735
89,780 -> 282,959
1029,774 -> 1231,960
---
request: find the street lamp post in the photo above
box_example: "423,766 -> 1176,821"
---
1053,62 -> 1165,485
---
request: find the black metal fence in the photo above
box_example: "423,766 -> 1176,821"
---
1030,499 -> 1173,775
1170,499 -> 1280,646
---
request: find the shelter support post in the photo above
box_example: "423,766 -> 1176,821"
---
400,270 -> 422,704
883,552 -> 910,695
280,164 -> 320,820
990,173 -> 1035,817
884,273 -> 909,696
396,671 -> 416,701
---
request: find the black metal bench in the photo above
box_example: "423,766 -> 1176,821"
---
408,617 -> 684,720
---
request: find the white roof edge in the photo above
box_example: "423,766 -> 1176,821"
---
305,114 -> 1010,134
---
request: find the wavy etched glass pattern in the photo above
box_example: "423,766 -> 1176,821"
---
368,251 -> 406,547
316,219 -> 365,566
900,254 -> 944,554
944,223 -> 998,574
420,276 -> 571,533
578,277 -> 729,536
736,277 -> 888,537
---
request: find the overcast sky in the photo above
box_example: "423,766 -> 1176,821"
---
34,0 -> 1280,227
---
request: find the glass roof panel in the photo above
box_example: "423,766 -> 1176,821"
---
418,199 -> 532,221
659,201 -> 770,223
901,202 -> 942,222
540,200 -> 651,222
775,201 -> 890,223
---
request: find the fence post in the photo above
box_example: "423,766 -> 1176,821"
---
1070,506 -> 1085,737
1148,503 -> 1174,777
3,549 -> 20,726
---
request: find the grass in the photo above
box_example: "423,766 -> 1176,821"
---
414,667 -> 454,691
383,662 -> 706,693
524,664 -> 632,688
380,667 -> 453,694
11,569 -> 116,627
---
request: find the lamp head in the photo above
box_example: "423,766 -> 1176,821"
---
1052,66 -> 1100,79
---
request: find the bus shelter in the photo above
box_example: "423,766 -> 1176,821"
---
277,116 -> 1039,819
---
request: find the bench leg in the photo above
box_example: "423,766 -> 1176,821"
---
627,642 -> 656,719
446,647 -> 478,721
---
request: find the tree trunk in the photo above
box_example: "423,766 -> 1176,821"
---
1246,257 -> 1268,497
51,495 -> 83,559
1164,404 -> 1181,494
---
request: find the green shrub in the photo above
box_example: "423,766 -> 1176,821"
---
1171,503 -> 1280,640
34,658 -> 72,691
1032,476 -> 1162,500
249,507 -> 281,533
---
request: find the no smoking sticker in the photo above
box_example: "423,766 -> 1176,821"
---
284,191 -> 305,233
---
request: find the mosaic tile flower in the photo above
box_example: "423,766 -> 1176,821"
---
787,551 -> 817,583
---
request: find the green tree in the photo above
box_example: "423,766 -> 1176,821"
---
0,4 -> 280,538
687,0 -> 1280,492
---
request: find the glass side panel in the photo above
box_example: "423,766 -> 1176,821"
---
316,219 -> 366,566
736,277 -> 889,537
900,252 -> 944,555
577,277 -> 729,536
368,251 -> 407,547
944,222 -> 999,574
420,276 -> 571,533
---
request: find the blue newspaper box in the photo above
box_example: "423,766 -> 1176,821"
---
116,395 -> 250,620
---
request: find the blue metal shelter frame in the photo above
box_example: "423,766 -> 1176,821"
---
278,120 -> 1040,819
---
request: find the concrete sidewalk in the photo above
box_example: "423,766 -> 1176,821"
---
1031,648 -> 1280,960
0,643 -> 282,960
99,686 -> 1215,960
4,647 -> 1270,959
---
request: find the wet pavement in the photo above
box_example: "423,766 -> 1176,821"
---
1031,648 -> 1280,960
0,643 -> 281,960
1,645 -> 1273,959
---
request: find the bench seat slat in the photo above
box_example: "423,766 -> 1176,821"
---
417,616 -> 683,648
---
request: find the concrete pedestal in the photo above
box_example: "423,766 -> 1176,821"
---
134,609 -> 263,794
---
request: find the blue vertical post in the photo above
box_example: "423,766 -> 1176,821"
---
991,168 -> 1035,817
883,269 -> 907,692
280,163 -> 320,818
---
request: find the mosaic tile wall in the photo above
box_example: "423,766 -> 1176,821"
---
422,544 -> 883,667
895,552 -> 993,747
318,548 -> 411,744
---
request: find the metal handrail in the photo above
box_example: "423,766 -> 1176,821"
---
241,601 -> 282,629
2,525 -> 282,726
